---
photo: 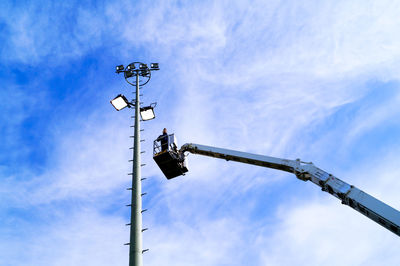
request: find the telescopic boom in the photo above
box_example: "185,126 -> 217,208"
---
153,137 -> 400,237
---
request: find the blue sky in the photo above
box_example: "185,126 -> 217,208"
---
1,0 -> 400,265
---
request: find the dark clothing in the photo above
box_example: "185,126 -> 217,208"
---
157,133 -> 168,151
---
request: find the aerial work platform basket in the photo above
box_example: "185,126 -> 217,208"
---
153,134 -> 188,179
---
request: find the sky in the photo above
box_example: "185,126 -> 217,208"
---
1,0 -> 400,265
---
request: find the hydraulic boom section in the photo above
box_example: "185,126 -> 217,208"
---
153,140 -> 400,237
179,143 -> 400,237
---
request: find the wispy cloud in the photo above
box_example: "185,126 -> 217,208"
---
0,208 -> 127,266
1,0 -> 400,265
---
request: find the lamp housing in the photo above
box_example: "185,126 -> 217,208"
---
141,69 -> 150,76
140,106 -> 155,121
110,94 -> 131,111
116,65 -> 124,72
150,63 -> 159,70
125,71 -> 134,78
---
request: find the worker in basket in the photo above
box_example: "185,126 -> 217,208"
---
157,128 -> 169,151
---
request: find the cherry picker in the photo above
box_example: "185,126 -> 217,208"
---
153,134 -> 400,237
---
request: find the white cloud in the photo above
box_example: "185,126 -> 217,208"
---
0,208 -> 127,266
2,0 -> 400,265
2,114 -> 132,206
0,2 -> 111,65
144,218 -> 246,266
346,89 -> 400,142
258,199 -> 399,266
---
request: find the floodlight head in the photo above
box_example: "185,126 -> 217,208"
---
150,63 -> 159,70
125,70 -> 134,78
116,65 -> 124,72
139,63 -> 148,70
141,69 -> 150,76
110,94 -> 131,111
127,63 -> 135,70
140,106 -> 155,121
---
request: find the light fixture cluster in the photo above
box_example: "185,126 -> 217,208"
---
110,94 -> 155,121
111,62 -> 159,121
115,63 -> 160,74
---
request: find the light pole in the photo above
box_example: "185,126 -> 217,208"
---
111,62 -> 159,266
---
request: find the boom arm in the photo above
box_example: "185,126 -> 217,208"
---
180,143 -> 400,237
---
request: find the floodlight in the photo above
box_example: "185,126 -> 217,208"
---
141,69 -> 150,76
140,106 -> 155,120
110,94 -> 131,111
116,65 -> 124,72
139,63 -> 148,70
127,63 -> 135,70
150,63 -> 159,70
125,71 -> 134,78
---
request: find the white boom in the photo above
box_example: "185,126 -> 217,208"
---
178,143 -> 400,237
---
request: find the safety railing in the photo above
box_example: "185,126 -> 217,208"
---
153,134 -> 178,156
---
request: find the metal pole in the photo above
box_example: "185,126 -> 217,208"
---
129,72 -> 143,266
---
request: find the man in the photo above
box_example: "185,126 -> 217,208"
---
157,128 -> 168,151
